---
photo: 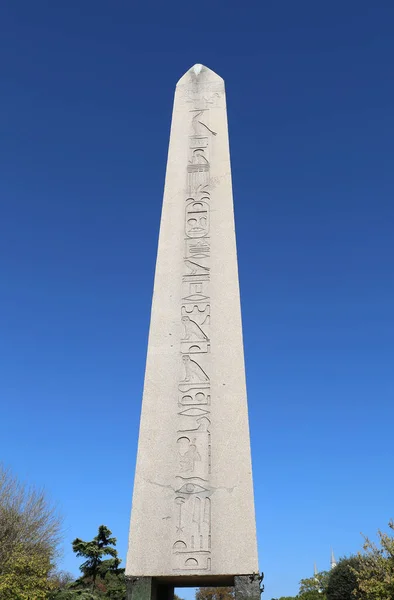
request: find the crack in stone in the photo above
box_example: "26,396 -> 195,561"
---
146,478 -> 235,494
146,479 -> 174,491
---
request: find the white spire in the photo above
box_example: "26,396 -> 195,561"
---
314,562 -> 318,577
330,548 -> 337,569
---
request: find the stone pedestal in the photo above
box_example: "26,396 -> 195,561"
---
126,575 -> 263,600
234,575 -> 263,600
126,577 -> 174,600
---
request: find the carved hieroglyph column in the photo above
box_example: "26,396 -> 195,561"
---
126,64 -> 259,582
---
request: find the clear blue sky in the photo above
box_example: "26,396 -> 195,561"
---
1,2 -> 393,598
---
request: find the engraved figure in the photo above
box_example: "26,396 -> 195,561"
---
191,496 -> 201,549
174,497 -> 186,534
178,437 -> 201,473
180,342 -> 210,355
190,148 -> 209,165
182,304 -> 210,327
180,83 -> 220,110
178,407 -> 210,417
187,217 -> 206,236
182,355 -> 209,383
182,316 -> 208,341
173,554 -> 211,571
172,90 -> 214,577
182,278 -> 210,303
178,380 -> 210,393
195,392 -> 208,403
190,137 -> 208,148
185,239 -> 210,259
187,139 -> 210,193
183,291 -> 209,303
179,391 -> 210,406
179,416 -> 211,435
202,497 -> 211,549
172,494 -> 212,570
184,259 -> 209,276
175,477 -> 209,495
194,184 -> 210,197
203,91 -> 221,107
192,110 -> 217,136
185,201 -> 209,238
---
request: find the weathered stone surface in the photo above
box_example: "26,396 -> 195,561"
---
126,577 -> 174,600
126,577 -> 153,600
126,64 -> 259,579
234,575 -> 263,600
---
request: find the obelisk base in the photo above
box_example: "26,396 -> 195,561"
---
126,577 -> 174,600
126,574 -> 263,600
234,575 -> 263,600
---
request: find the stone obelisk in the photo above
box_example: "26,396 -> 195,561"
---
126,65 -> 259,600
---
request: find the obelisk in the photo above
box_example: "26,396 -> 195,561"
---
126,65 -> 260,600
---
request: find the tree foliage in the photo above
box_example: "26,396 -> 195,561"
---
299,570 -> 329,596
49,525 -> 126,599
0,543 -> 53,599
0,463 -> 63,598
49,591 -> 98,600
352,520 -> 394,600
299,593 -> 326,600
326,556 -> 362,600
49,571 -> 75,590
196,587 -> 234,600
72,525 -> 120,591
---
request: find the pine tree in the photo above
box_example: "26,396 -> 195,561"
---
72,525 -> 120,592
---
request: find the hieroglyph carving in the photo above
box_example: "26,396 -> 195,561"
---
178,81 -> 223,111
172,101 -> 216,572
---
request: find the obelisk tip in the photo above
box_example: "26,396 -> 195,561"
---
176,64 -> 224,86
192,63 -> 203,76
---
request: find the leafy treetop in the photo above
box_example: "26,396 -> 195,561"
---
72,525 -> 120,591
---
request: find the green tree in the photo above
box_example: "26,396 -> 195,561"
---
298,570 -> 329,600
326,556 -> 363,600
299,570 -> 329,595
0,463 -> 63,598
49,590 -> 98,600
49,570 -> 75,590
101,568 -> 127,600
72,525 -> 120,592
0,543 -> 53,599
54,525 -> 127,599
196,587 -> 234,600
352,520 -> 394,600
